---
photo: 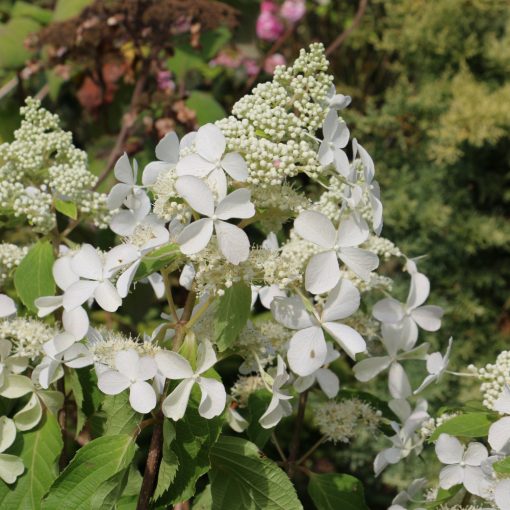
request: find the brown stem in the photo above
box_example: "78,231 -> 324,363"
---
136,413 -> 164,510
325,0 -> 368,56
296,435 -> 327,466
287,391 -> 308,477
173,290 -> 197,351
93,62 -> 149,190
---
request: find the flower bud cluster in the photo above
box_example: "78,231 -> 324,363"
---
0,243 -> 29,285
0,318 -> 56,359
470,351 -> 510,410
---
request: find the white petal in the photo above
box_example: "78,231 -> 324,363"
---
435,434 -> 464,464
333,149 -> 351,178
114,349 -> 140,379
107,183 -> 131,210
463,465 -> 485,496
304,250 -> 340,295
388,362 -> 412,399
406,273 -> 430,310
322,279 -> 360,321
175,175 -> 214,216
322,322 -> 366,360
196,123 -> 225,162
109,210 -> 138,236
104,244 -> 140,275
215,189 -> 255,220
206,167 -> 227,200
495,479 -> 510,510
439,464 -> 464,490
177,218 -> 214,255
353,356 -> 392,382
197,377 -> 226,418
176,153 -> 216,178
338,247 -> 379,281
336,214 -> 369,247
0,294 -> 16,318
373,298 -> 405,324
215,220 -> 250,264
196,340 -> 218,374
142,161 -> 170,186
356,141 -> 375,183
463,442 -> 488,466
380,324 -> 407,357
35,296 -> 63,317
147,272 -> 165,298
0,454 -> 24,484
293,375 -> 315,393
114,153 -> 135,184
0,374 -> 34,397
316,368 -> 340,398
71,244 -> 102,281
63,280 -> 98,310
97,369 -> 130,395
155,350 -> 194,379
116,261 -> 140,298
412,306 -> 443,331
287,327 -> 327,376
294,211 -> 336,248
179,264 -> 196,291
136,356 -> 157,381
155,131 -> 179,164
227,407 -> 249,433
0,416 -> 16,452
180,131 -> 196,149
44,332 -> 76,357
259,395 -> 292,429
489,417 -> 510,453
221,152 -> 248,181
271,295 -> 314,330
53,256 -> 79,291
14,392 -> 42,431
129,381 -> 157,414
322,110 -> 340,140
258,285 -> 285,309
94,280 -> 122,312
494,385 -> 510,415
161,378 -> 194,420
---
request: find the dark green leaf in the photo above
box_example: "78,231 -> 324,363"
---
308,473 -> 369,510
214,282 -> 252,352
0,413 -> 63,510
100,392 -> 142,436
42,435 -> 136,509
246,390 -> 272,448
209,436 -> 302,510
193,484 -> 212,509
186,92 -> 226,125
153,420 -> 179,501
429,412 -> 495,441
14,241 -> 55,312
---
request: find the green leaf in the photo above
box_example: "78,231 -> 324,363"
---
493,456 -> 510,474
0,17 -> 40,69
42,435 -> 136,510
0,413 -> 63,510
54,199 -> 77,220
199,28 -> 232,60
134,243 -> 182,280
11,2 -> 52,24
168,47 -> 208,80
246,390 -> 272,448
52,0 -> 93,21
429,412 -> 495,441
308,473 -> 369,510
193,484 -> 212,509
158,394 -> 223,505
100,392 -> 142,436
14,241 -> 55,313
214,282 -> 252,351
186,92 -> 226,125
153,420 -> 179,501
209,436 -> 303,510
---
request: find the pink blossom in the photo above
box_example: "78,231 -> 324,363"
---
256,1 -> 284,41
264,53 -> 286,74
280,0 -> 306,23
243,59 -> 260,77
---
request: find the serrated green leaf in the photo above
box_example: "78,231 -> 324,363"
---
429,412 -> 495,441
193,484 -> 212,509
157,394 -> 223,505
100,392 -> 142,436
308,473 -> 369,510
134,243 -> 182,280
42,435 -> 136,510
214,282 -> 251,351
246,390 -> 272,448
54,199 -> 77,220
13,241 -> 55,313
0,413 -> 63,510
186,92 -> 226,125
153,420 -> 179,501
209,436 -> 302,510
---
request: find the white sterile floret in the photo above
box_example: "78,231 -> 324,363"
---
373,271 -> 443,346
97,349 -> 157,414
317,109 -> 350,177
143,131 -> 180,186
0,294 -> 16,319
175,175 -> 255,264
271,279 -> 365,376
0,339 -> 28,387
107,153 -> 148,211
0,416 -> 24,484
354,323 -> 429,399
435,434 -> 488,496
155,340 -> 226,421
294,210 -> 379,294
414,337 -> 453,394
259,356 -> 293,429
177,123 -> 248,199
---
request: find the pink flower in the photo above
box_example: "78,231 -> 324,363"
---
280,0 -> 306,23
243,59 -> 260,77
264,53 -> 286,74
256,1 -> 284,41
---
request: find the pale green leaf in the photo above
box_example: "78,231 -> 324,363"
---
135,243 -> 182,280
54,199 -> 77,220
308,473 -> 369,510
429,412 -> 495,441
186,92 -> 226,126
